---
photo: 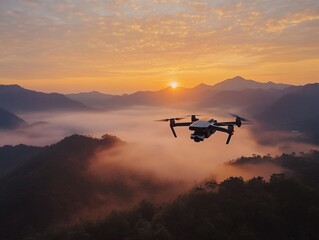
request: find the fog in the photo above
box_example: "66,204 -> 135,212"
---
1,107 -> 317,185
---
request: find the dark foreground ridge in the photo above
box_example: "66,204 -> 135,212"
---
22,151 -> 319,240
0,134 -> 182,240
0,134 -> 122,240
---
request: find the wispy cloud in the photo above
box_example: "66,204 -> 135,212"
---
0,0 -> 318,92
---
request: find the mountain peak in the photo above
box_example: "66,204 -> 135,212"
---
229,76 -> 246,81
0,84 -> 25,92
192,83 -> 212,91
212,76 -> 291,91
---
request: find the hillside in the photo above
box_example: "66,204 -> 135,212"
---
257,83 -> 319,144
67,91 -> 114,108
67,77 -> 292,110
200,87 -> 296,114
0,134 -> 180,240
32,151 -> 319,240
102,86 -> 207,109
0,107 -> 26,129
0,144 -> 42,178
211,76 -> 291,92
0,134 -> 122,239
0,85 -> 90,112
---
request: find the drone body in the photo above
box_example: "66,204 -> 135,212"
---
159,114 -> 250,144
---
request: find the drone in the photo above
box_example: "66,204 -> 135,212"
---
157,113 -> 251,144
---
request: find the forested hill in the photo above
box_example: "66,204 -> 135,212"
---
31,151 -> 319,240
0,134 -> 182,240
0,134 -> 122,240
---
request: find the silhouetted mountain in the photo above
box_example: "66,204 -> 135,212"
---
0,85 -> 90,112
0,144 -> 42,178
231,151 -> 319,188
212,76 -> 291,92
257,83 -> 319,144
0,134 -> 180,240
109,77 -> 291,107
32,151 -> 319,240
0,134 -> 121,240
67,91 -> 114,108
103,87 -> 204,109
201,86 -> 298,114
0,78 -> 292,112
0,107 -> 26,129
101,77 -> 291,110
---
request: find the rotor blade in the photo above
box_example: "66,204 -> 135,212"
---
226,134 -> 232,144
186,114 -> 204,117
155,118 -> 170,122
228,113 -> 251,122
170,126 -> 177,138
155,117 -> 185,122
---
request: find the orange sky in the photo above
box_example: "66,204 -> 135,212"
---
0,0 -> 318,93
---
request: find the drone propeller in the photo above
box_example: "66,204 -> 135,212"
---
228,113 -> 251,123
155,117 -> 185,122
185,114 -> 203,122
186,114 -> 204,117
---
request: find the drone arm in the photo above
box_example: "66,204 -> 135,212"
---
211,125 -> 234,144
214,121 -> 236,126
211,125 -> 229,133
169,122 -> 191,138
173,122 -> 192,127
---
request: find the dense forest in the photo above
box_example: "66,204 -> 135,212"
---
18,150 -> 319,240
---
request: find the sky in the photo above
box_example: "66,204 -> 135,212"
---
0,0 -> 318,93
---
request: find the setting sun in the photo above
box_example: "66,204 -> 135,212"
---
170,82 -> 178,89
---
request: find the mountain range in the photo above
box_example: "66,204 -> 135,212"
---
1,77 -> 318,145
67,76 -> 293,110
257,83 -> 319,144
67,91 -> 114,108
0,77 -> 297,113
0,107 -> 26,129
0,84 -> 89,113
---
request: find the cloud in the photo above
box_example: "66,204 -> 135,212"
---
0,0 -> 318,90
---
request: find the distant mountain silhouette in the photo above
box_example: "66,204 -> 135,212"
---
98,76 -> 291,109
257,83 -> 319,144
102,85 -> 210,109
0,107 -> 26,129
0,85 -> 90,112
0,78 -> 292,112
67,91 -> 114,108
201,86 -> 298,114
211,76 -> 291,92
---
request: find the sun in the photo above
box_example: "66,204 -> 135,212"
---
170,82 -> 178,89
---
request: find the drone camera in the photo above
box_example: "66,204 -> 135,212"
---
190,134 -> 205,142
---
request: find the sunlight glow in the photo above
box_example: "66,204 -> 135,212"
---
170,82 -> 178,89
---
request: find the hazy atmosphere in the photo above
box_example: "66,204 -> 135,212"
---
1,1 -> 319,239
3,108 -> 317,183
